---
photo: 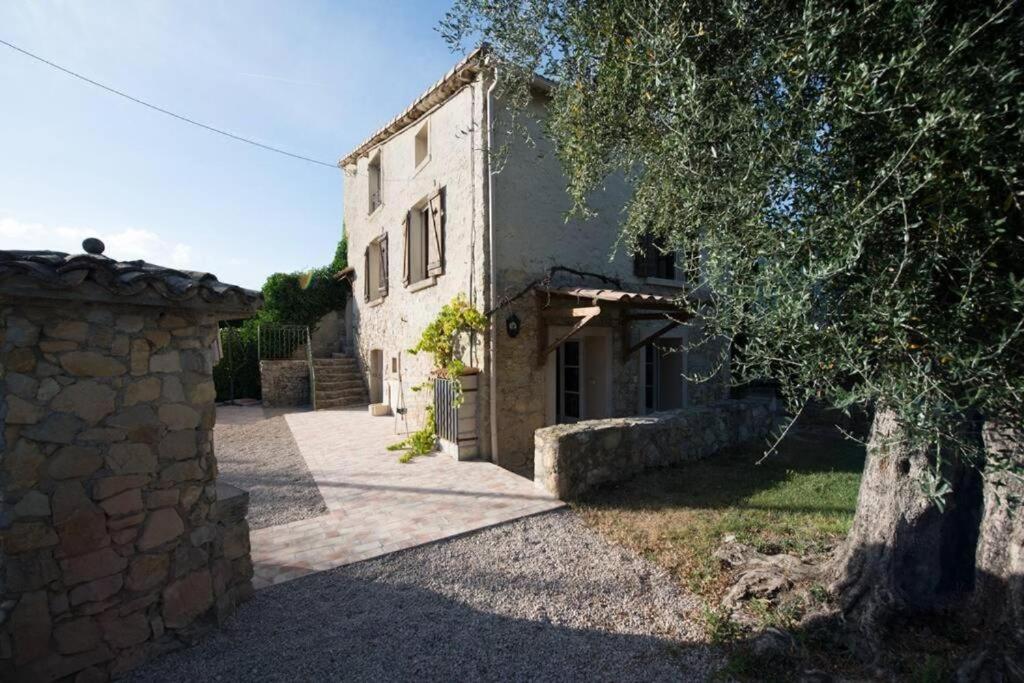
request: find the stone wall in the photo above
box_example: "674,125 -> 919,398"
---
309,310 -> 344,359
0,302 -> 253,681
259,360 -> 309,408
344,77 -> 490,454
534,398 -> 777,499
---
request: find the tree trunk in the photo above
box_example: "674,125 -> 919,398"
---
972,419 -> 1024,639
828,407 -> 981,629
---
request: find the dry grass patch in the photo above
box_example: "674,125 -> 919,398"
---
575,427 -> 864,608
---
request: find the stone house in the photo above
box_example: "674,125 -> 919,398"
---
341,48 -> 728,472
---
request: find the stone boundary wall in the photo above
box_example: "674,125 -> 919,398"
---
260,361 -> 309,407
534,399 -> 778,499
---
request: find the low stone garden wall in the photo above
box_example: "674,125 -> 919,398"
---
534,398 -> 778,499
259,360 -> 309,407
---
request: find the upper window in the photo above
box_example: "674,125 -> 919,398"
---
368,151 -> 383,214
414,123 -> 430,169
402,188 -> 446,287
363,235 -> 389,302
633,233 -> 677,280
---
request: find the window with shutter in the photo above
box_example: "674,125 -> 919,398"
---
634,233 -> 678,280
427,188 -> 445,276
364,237 -> 389,302
378,234 -> 389,298
363,246 -> 370,302
402,212 -> 411,287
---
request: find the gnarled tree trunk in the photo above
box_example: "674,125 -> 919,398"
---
972,419 -> 1024,639
828,408 -> 981,631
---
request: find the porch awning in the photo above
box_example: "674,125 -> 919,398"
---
533,286 -> 690,365
537,286 -> 681,309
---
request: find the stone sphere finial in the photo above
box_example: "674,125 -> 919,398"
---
82,238 -> 105,255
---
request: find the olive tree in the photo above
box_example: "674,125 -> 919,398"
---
443,0 -> 1024,638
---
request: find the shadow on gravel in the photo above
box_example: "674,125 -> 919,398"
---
129,568 -> 715,682
215,415 -> 328,530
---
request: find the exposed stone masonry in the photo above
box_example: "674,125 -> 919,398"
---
534,398 -> 777,499
1,269 -> 257,681
259,360 -> 309,408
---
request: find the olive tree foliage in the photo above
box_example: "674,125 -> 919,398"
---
443,1 -> 1024,487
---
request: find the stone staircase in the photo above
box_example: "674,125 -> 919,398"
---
312,353 -> 369,409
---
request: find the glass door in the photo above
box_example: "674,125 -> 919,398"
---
556,340 -> 582,423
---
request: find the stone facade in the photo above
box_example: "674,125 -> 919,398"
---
343,48 -> 729,470
534,398 -> 777,499
0,247 -> 259,681
344,71 -> 490,449
259,360 -> 309,408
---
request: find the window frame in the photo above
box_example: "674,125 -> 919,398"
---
413,121 -> 430,173
367,149 -> 383,216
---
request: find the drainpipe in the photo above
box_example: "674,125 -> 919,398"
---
485,62 -> 500,465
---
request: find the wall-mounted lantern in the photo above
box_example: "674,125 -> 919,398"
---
506,313 -> 521,338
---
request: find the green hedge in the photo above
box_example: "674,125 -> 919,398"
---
213,235 -> 348,402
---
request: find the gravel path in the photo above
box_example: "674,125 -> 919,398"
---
214,412 -> 327,530
131,510 -> 717,682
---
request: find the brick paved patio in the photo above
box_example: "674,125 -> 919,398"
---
231,406 -> 563,588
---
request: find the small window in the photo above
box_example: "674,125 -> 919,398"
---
368,151 -> 383,214
633,233 -> 677,280
414,123 -> 429,169
402,188 -> 446,287
363,235 -> 389,302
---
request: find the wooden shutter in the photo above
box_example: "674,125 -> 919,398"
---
378,234 -> 389,298
402,212 -> 411,287
633,233 -> 653,277
363,246 -> 370,301
427,188 -> 445,276
633,250 -> 648,277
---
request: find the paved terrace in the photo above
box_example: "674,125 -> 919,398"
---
223,406 -> 563,588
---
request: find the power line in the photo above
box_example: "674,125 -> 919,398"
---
0,37 -> 338,170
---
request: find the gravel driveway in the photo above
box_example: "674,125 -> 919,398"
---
214,408 -> 327,530
130,510 -> 717,682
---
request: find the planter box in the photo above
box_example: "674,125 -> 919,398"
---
435,371 -> 479,461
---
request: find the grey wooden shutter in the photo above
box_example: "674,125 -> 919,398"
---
402,212 -> 411,287
634,233 -> 656,277
427,188 -> 445,276
378,235 -> 389,298
363,246 -> 370,301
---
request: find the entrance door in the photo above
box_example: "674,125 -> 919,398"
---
369,349 -> 384,404
556,340 -> 582,423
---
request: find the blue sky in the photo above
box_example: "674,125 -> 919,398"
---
0,0 -> 463,289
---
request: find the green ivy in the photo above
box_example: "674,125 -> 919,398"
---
408,294 -> 488,395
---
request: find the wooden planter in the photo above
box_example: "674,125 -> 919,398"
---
434,369 -> 480,461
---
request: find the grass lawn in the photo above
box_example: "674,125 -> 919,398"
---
575,426 -> 865,616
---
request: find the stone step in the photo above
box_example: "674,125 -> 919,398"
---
313,357 -> 356,365
316,397 -> 367,409
315,379 -> 365,391
314,371 -> 362,382
316,388 -> 368,401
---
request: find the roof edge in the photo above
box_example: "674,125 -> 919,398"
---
338,46 -> 488,168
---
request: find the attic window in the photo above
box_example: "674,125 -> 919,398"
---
368,151 -> 383,214
414,123 -> 430,169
